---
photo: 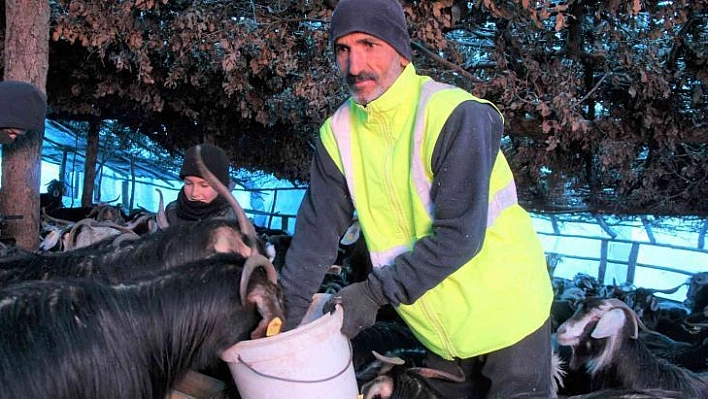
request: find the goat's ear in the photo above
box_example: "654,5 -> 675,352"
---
591,308 -> 626,339
372,351 -> 403,375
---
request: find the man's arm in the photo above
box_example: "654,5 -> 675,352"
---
369,101 -> 504,305
280,138 -> 355,328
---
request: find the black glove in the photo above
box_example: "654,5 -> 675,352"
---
323,280 -> 387,339
282,301 -> 309,332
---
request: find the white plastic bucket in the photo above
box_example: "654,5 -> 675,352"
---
220,294 -> 359,399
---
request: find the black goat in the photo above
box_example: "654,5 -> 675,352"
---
0,218 -> 264,285
686,272 -> 708,313
556,298 -> 708,397
650,336 -> 708,373
0,252 -> 283,399
39,179 -> 65,212
565,388 -> 684,398
359,351 -> 464,399
44,204 -> 126,224
352,321 -> 426,381
361,365 -> 444,399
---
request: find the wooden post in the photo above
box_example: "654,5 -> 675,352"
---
598,239 -> 608,285
626,243 -> 640,284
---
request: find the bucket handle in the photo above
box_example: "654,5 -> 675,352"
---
235,340 -> 354,384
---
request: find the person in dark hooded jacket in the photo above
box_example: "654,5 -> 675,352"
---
0,80 -> 47,144
165,143 -> 237,225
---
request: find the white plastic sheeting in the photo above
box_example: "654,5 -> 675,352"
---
533,213 -> 707,301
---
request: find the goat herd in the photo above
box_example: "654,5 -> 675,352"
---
0,149 -> 706,398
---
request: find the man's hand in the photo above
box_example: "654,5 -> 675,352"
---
282,301 -> 309,332
323,280 -> 387,338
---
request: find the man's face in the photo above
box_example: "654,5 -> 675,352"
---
0,128 -> 26,144
334,32 -> 408,105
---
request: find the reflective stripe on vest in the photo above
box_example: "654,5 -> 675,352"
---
331,81 -> 519,268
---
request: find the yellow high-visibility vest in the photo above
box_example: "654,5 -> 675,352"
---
321,64 -> 553,359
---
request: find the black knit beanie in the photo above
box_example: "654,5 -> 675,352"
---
330,0 -> 412,61
179,143 -> 231,187
0,81 -> 47,142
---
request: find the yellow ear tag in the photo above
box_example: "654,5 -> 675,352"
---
357,395 -> 364,399
266,317 -> 283,337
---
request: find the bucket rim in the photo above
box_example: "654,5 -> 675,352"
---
220,304 -> 344,362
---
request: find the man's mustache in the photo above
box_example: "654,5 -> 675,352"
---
346,72 -> 377,86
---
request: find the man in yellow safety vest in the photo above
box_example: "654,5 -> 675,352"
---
280,1 -> 554,397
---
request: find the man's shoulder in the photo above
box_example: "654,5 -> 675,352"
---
424,82 -> 473,102
425,86 -> 501,121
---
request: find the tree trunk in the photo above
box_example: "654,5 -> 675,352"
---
0,0 -> 50,250
81,119 -> 101,207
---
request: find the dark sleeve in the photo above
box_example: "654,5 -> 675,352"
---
369,101 -> 503,306
164,201 -> 180,225
280,137 -> 356,324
